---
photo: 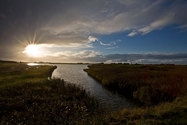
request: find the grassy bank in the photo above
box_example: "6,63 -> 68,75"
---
105,91 -> 187,125
84,64 -> 187,105
0,61 -> 56,88
84,63 -> 187,124
0,61 -> 104,125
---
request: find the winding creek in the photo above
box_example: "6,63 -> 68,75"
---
51,64 -> 134,111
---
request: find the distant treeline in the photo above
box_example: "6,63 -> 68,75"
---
0,60 -> 17,63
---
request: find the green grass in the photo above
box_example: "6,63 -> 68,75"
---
0,62 -> 56,88
0,61 -> 104,125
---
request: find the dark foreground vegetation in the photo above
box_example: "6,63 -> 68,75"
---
85,63 -> 187,124
1,61 -> 187,125
0,61 -> 103,125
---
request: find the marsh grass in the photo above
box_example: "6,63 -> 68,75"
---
0,79 -> 104,125
0,61 -> 104,125
105,92 -> 187,125
85,63 -> 187,124
85,64 -> 187,105
1,62 -> 187,125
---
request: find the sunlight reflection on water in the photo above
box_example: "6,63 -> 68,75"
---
27,63 -> 39,66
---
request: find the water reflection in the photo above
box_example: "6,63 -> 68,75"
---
52,64 -> 134,111
27,63 -> 39,66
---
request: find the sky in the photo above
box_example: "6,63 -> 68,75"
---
0,0 -> 187,63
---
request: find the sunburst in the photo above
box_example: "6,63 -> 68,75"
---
23,44 -> 42,57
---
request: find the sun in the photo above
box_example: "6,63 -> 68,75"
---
23,44 -> 42,57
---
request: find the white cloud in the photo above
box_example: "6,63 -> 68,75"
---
48,51 -> 73,58
99,39 -> 118,47
48,50 -> 99,59
73,50 -> 100,58
106,46 -> 118,49
128,31 -> 138,37
88,36 -> 119,47
22,42 -> 97,60
88,36 -> 98,42
138,15 -> 174,34
99,41 -> 112,46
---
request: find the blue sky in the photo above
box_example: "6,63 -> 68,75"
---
93,25 -> 187,55
0,0 -> 187,63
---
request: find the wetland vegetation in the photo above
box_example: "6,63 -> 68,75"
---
0,61 -> 187,125
0,61 -> 103,125
85,63 -> 187,124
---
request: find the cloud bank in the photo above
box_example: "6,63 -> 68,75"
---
19,51 -> 187,65
83,53 -> 187,64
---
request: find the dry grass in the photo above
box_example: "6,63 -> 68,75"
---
0,61 -> 104,125
85,64 -> 187,105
